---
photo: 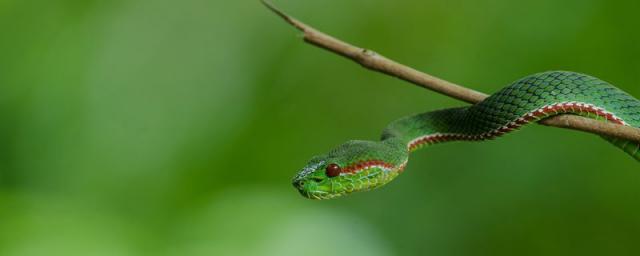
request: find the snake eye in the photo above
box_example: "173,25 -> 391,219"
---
325,163 -> 341,177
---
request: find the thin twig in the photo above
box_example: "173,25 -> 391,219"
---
262,0 -> 640,143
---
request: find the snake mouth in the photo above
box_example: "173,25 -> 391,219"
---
305,191 -> 345,200
293,179 -> 346,200
295,187 -> 323,200
293,182 -> 337,200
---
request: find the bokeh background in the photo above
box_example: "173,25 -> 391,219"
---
1,0 -> 639,255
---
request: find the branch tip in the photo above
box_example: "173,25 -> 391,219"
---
260,0 -> 305,31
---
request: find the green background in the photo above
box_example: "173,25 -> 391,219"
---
1,0 -> 639,255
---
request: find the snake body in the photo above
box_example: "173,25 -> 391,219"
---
293,71 -> 640,200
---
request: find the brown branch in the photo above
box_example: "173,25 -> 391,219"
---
261,0 -> 640,143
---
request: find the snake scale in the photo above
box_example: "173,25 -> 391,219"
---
293,71 -> 640,200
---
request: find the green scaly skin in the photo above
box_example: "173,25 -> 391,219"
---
293,71 -> 640,200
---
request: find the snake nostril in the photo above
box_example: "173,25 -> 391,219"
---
293,180 -> 304,188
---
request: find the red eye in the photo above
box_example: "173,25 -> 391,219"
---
325,163 -> 341,177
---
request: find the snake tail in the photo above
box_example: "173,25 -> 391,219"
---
293,71 -> 640,200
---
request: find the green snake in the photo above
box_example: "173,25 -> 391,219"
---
292,71 -> 640,200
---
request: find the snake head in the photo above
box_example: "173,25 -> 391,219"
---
292,140 -> 408,200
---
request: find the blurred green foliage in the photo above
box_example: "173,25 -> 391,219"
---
1,0 -> 639,255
